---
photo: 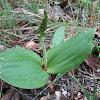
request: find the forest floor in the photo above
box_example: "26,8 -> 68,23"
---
0,0 -> 100,100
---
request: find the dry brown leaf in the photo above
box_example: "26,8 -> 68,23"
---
24,41 -> 35,50
85,55 -> 100,72
23,41 -> 41,53
40,96 -> 47,100
60,1 -> 68,9
0,89 -> 19,100
46,80 -> 55,93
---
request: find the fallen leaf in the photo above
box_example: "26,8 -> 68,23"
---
23,41 -> 41,54
85,55 -> 100,72
0,89 -> 19,100
0,79 -> 11,89
24,41 -> 35,50
46,79 -> 55,93
40,95 -> 47,100
60,1 -> 68,9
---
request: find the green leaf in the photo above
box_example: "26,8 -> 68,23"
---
47,28 -> 96,74
50,26 -> 65,48
0,46 -> 49,89
78,0 -> 91,3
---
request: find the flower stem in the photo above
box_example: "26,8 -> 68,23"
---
41,37 -> 47,68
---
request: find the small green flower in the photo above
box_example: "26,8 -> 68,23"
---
38,9 -> 48,36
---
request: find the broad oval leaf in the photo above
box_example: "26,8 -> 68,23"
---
50,26 -> 65,48
47,28 -> 96,74
0,46 -> 49,89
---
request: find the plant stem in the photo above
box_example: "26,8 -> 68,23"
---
41,36 -> 47,68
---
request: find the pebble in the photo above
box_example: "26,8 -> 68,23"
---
0,44 -> 4,50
